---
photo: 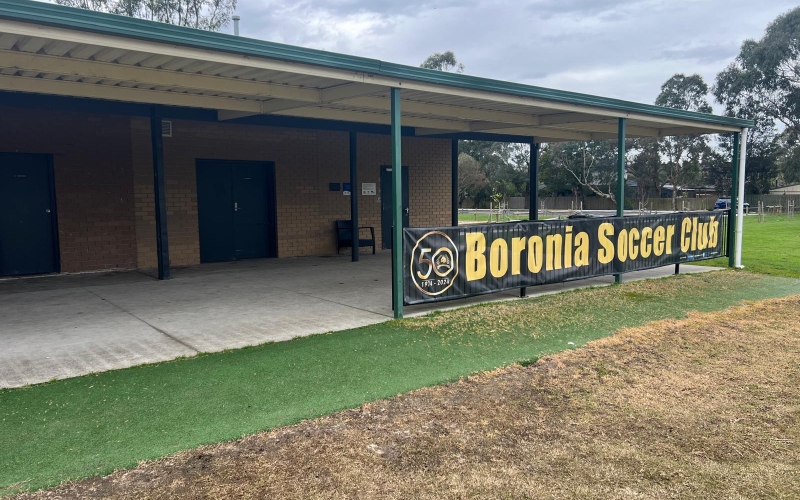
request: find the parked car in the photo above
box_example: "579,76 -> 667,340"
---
714,198 -> 750,211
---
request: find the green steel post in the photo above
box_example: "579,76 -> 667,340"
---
728,132 -> 740,267
529,139 -> 539,221
615,118 -> 626,283
349,131 -> 358,263
391,88 -> 403,318
451,139 -> 459,227
150,106 -> 170,280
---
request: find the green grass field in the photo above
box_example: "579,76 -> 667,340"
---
3,271 -> 800,495
695,214 -> 800,278
458,213 -> 530,223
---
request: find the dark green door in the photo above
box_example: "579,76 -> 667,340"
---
380,165 -> 409,250
0,153 -> 58,276
233,163 -> 268,259
196,160 -> 276,262
197,161 -> 234,262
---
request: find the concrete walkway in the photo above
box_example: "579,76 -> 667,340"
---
0,252 -> 719,388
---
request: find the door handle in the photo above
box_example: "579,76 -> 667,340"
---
45,209 -> 51,213
234,202 -> 239,211
404,208 -> 409,214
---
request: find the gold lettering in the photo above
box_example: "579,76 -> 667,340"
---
628,227 -> 640,260
511,237 -> 526,275
681,219 -> 692,252
666,224 -> 675,254
527,236 -> 543,273
546,234 -> 563,271
489,239 -> 508,278
698,222 -> 708,250
709,216 -> 718,247
653,226 -> 665,256
641,227 -> 653,258
574,232 -> 590,267
465,233 -> 486,281
564,226 -> 574,269
617,229 -> 629,262
597,223 -> 615,264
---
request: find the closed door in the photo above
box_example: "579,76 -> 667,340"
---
233,163 -> 268,259
196,160 -> 276,262
380,165 -> 409,250
0,153 -> 59,276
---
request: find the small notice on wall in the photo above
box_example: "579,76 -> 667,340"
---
343,183 -> 352,195
362,182 -> 377,195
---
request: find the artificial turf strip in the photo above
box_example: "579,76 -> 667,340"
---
2,272 -> 800,495
694,214 -> 800,278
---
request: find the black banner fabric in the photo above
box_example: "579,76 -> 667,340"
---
403,211 -> 728,305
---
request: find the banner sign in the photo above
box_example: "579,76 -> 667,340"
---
403,211 -> 728,305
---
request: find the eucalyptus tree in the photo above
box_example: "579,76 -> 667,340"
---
714,7 -> 800,136
714,7 -> 800,190
56,0 -> 237,31
420,51 -> 465,73
457,153 -> 488,207
655,74 -> 712,209
542,141 -> 620,204
627,137 -> 664,206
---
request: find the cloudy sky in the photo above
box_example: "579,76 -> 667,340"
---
231,0 -> 795,108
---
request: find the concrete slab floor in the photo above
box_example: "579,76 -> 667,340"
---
0,252 -> 720,389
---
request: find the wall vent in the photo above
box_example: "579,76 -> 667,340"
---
161,120 -> 173,137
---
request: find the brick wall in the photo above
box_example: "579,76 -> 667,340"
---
357,133 -> 452,247
0,105 -> 452,273
132,121 -> 452,266
0,106 -> 137,273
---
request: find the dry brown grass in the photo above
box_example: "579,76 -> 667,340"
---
19,296 -> 800,499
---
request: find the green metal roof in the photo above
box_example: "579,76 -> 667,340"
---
0,0 -> 753,129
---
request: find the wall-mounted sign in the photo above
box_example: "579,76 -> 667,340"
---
362,182 -> 376,196
329,183 -> 340,192
343,182 -> 352,196
403,212 -> 728,305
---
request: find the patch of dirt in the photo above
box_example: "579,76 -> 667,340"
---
18,296 -> 800,499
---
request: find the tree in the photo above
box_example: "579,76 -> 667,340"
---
701,148 -> 734,196
55,0 -> 236,31
714,7 -> 800,137
776,131 -> 800,186
627,137 -> 664,207
458,140 -> 529,206
457,153 -> 488,206
546,141 -> 620,204
538,144 -> 585,201
420,51 -> 464,73
717,107 -> 780,194
713,7 -> 800,190
655,74 -> 712,209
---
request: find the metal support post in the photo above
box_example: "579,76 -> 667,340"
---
150,106 -> 170,280
615,118 -> 626,284
529,139 -> 539,221
391,88 -> 403,318
728,132 -> 740,267
452,139 -> 459,227
349,131 -> 359,262
734,128 -> 748,268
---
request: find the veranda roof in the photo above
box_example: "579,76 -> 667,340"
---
0,0 -> 753,141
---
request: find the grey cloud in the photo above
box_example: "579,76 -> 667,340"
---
230,0 -> 797,104
524,0 -> 643,19
659,42 -> 741,65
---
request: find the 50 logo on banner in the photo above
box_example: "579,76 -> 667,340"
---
410,231 -> 459,296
